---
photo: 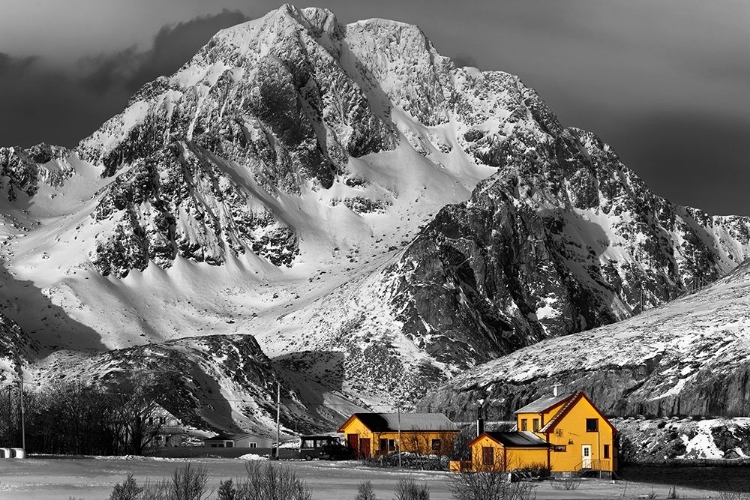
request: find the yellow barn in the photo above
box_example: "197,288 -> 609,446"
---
338,412 -> 459,459
469,391 -> 618,476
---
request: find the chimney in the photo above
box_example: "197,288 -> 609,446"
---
553,383 -> 560,397
476,407 -> 485,437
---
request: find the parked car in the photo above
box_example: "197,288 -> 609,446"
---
298,435 -> 346,460
319,443 -> 353,460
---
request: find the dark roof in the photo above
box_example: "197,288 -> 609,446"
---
472,431 -> 549,448
340,413 -> 458,432
514,393 -> 574,414
205,432 -> 261,441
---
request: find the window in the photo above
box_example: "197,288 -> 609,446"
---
532,418 -> 540,432
226,442 -> 234,448
603,444 -> 610,459
380,439 -> 396,452
249,442 -> 258,449
482,446 -> 494,465
431,439 -> 441,451
521,419 -> 528,431
553,445 -> 567,452
586,419 -> 598,432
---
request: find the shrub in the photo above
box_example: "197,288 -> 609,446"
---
449,471 -> 536,500
235,461 -> 312,500
170,463 -> 209,500
717,493 -> 750,500
218,479 -> 237,500
550,478 -> 581,491
110,474 -> 143,500
355,480 -> 377,500
395,478 -> 429,500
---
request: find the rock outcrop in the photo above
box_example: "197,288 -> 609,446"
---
419,260 -> 750,420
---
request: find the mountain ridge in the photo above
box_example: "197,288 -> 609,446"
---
1,4 -> 749,436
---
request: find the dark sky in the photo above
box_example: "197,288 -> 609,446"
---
1,1 -> 748,215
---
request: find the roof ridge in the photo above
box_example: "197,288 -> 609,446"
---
540,391 -> 583,433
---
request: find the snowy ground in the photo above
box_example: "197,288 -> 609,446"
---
0,456 -> 736,500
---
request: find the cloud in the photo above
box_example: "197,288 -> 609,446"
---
452,53 -> 479,69
0,53 -> 38,74
0,10 -> 250,147
613,112 -> 750,216
80,9 -> 250,95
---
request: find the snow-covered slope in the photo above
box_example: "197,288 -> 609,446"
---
420,259 -> 750,420
1,5 -> 750,433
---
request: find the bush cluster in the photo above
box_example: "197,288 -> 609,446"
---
107,464 -> 545,500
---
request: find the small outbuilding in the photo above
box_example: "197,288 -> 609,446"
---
203,433 -> 273,449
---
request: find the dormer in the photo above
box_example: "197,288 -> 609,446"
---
514,392 -> 574,434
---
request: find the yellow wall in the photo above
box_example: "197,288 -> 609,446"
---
545,397 -> 616,472
516,401 -> 566,432
511,396 -> 617,473
339,418 -> 456,458
470,436 -> 548,472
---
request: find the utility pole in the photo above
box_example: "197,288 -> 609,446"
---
7,385 -> 12,444
19,374 -> 25,451
397,405 -> 402,469
275,381 -> 280,460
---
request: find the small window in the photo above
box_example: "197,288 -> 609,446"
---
521,419 -> 528,431
603,444 -> 610,459
532,418 -> 540,431
388,439 -> 396,451
249,442 -> 258,449
226,442 -> 234,448
482,446 -> 494,465
431,439 -> 441,451
380,438 -> 388,451
586,419 -> 598,432
553,445 -> 567,452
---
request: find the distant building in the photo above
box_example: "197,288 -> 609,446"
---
203,433 -> 273,449
149,407 -> 189,448
338,412 -> 459,459
469,391 -> 618,475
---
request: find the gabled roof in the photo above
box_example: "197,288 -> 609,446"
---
539,392 -> 617,434
205,432 -> 264,441
338,413 -> 459,433
469,431 -> 549,448
514,393 -> 574,414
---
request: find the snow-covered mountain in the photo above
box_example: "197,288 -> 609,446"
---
2,4 -> 750,433
420,259 -> 750,421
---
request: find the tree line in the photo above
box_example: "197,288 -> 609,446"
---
1,373 -> 166,456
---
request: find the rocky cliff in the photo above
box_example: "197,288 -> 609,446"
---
419,260 -> 750,420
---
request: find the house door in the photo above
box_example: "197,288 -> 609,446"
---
348,434 -> 359,458
360,438 -> 371,458
581,445 -> 592,469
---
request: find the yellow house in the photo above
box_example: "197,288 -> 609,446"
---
469,391 -> 618,476
338,413 -> 459,459
468,431 -> 549,472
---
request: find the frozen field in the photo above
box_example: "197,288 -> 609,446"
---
0,456 -> 731,500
